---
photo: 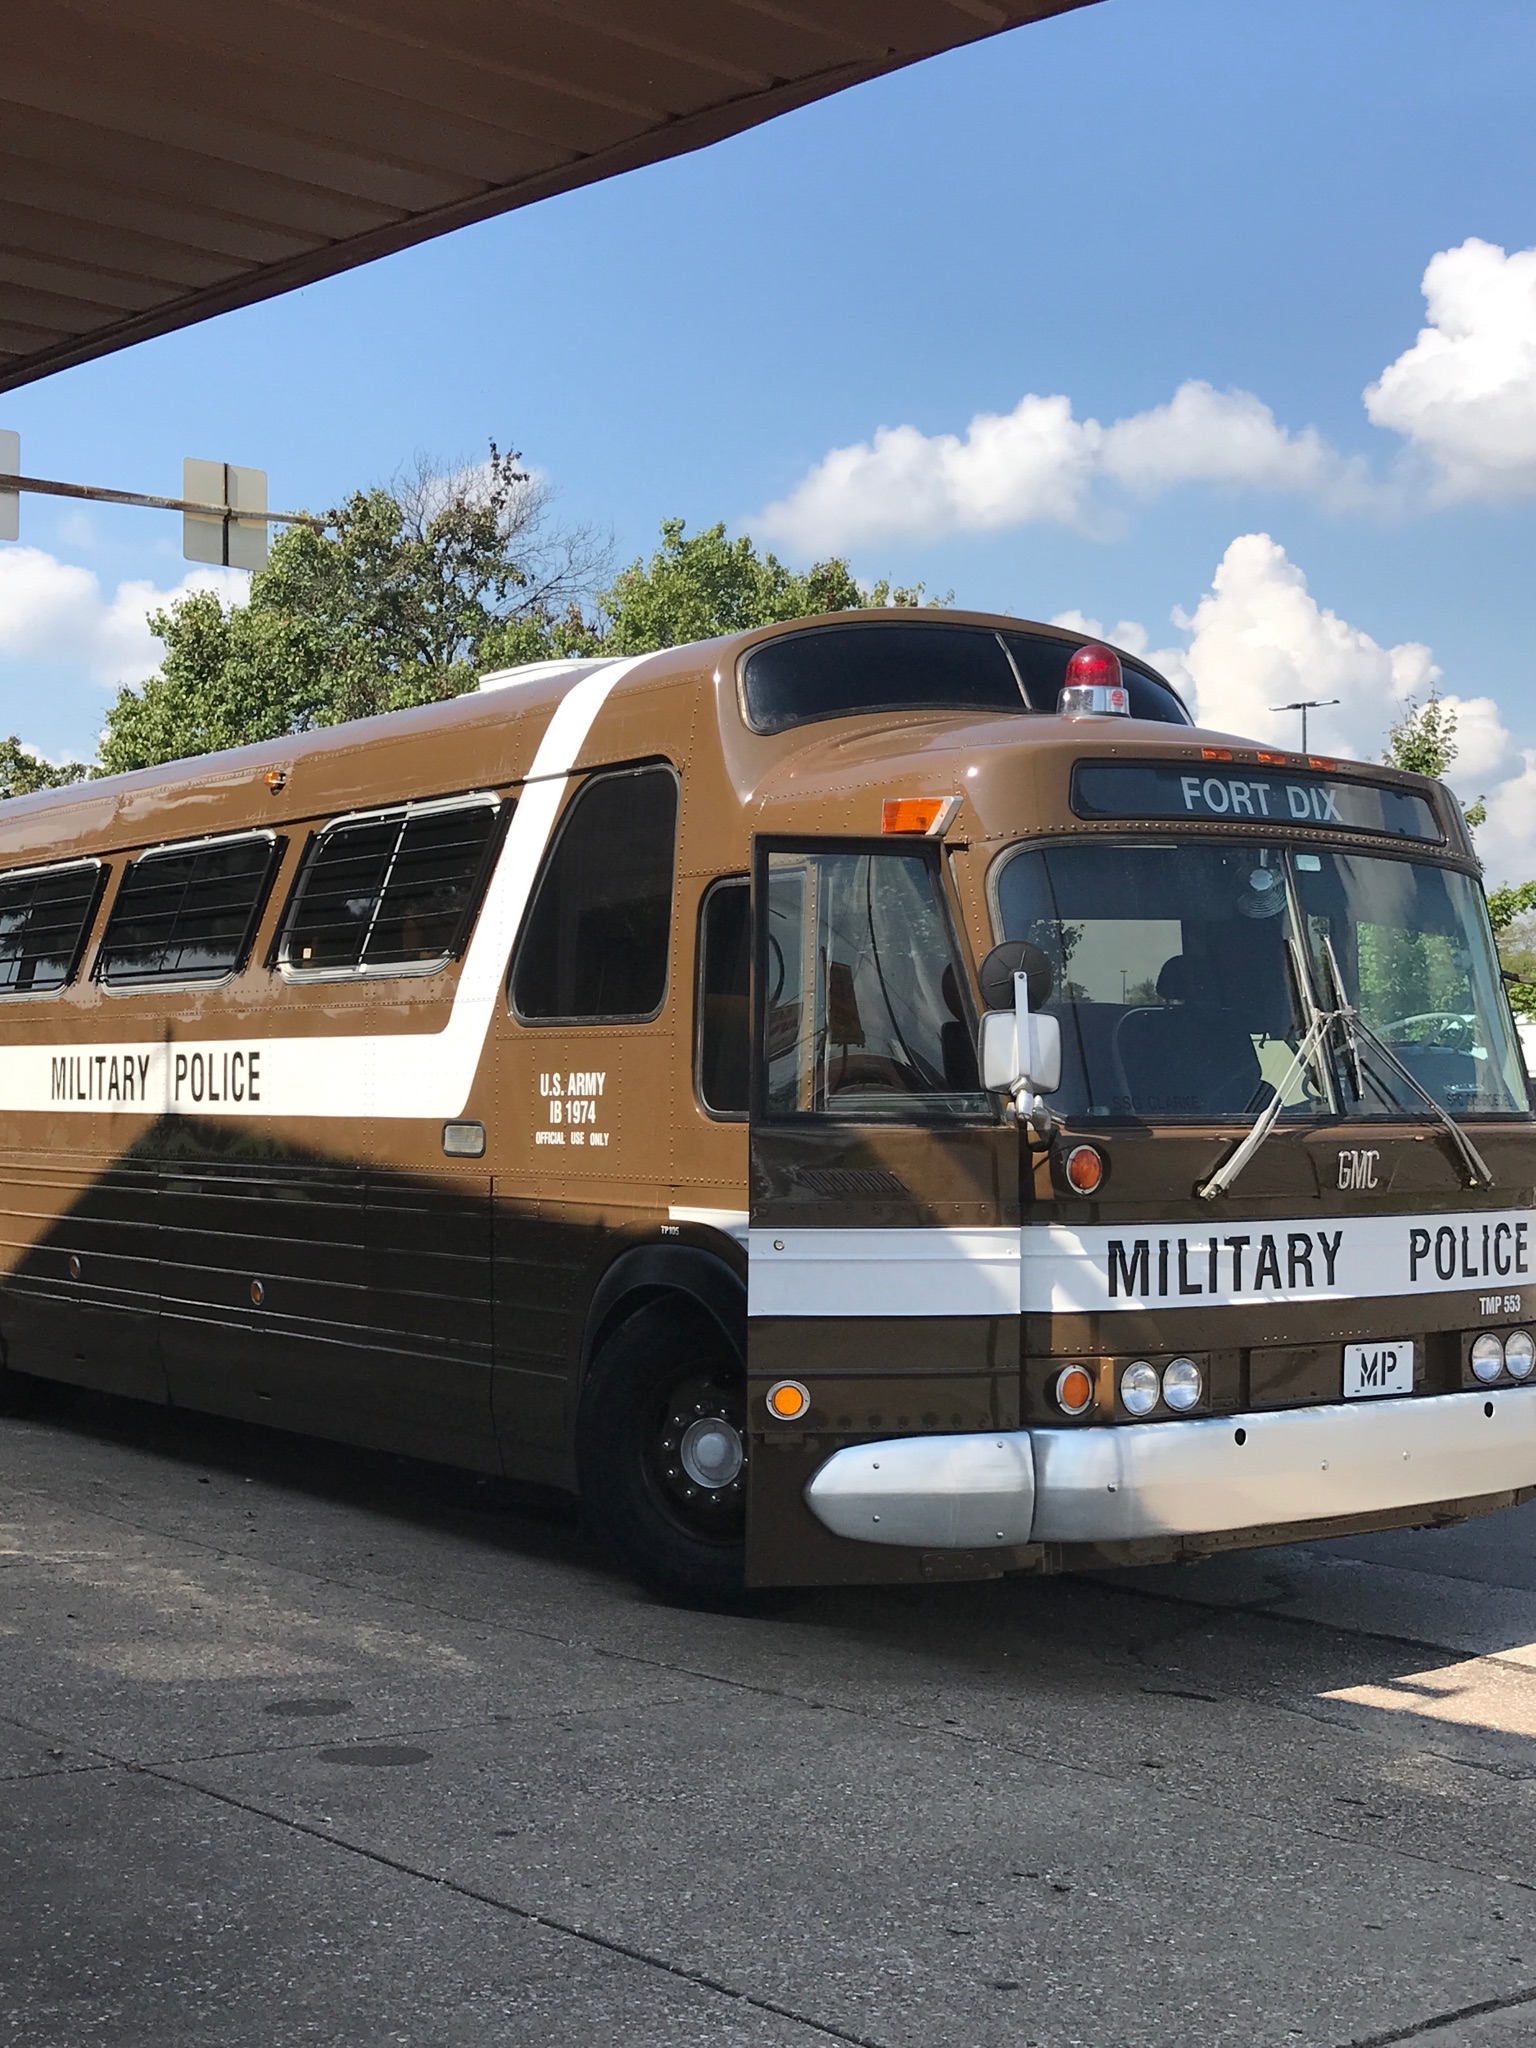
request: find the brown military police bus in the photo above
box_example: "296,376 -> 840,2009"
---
0,610 -> 1533,1607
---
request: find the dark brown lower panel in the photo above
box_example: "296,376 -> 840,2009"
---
495,1367 -> 576,1489
161,1312 -> 503,1473
2,1283 -> 164,1403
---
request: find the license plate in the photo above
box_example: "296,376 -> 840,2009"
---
1343,1339 -> 1414,1399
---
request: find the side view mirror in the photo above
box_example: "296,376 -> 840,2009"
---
979,1008 -> 1061,1096
975,939 -> 1061,1108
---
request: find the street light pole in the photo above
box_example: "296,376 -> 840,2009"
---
1270,697 -> 1340,754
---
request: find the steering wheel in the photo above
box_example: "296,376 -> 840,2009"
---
1379,1010 -> 1475,1052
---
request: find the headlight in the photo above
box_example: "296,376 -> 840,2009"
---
1505,1330 -> 1535,1381
1162,1357 -> 1204,1412
1471,1332 -> 1505,1383
1120,1361 -> 1161,1416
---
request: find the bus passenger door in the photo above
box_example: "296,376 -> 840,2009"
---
744,840 -> 1022,1587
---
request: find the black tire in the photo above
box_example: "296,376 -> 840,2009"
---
577,1297 -> 773,1612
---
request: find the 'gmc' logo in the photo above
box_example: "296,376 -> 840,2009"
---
1338,1148 -> 1381,1191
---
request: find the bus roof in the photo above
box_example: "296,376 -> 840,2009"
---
0,609 -> 1446,867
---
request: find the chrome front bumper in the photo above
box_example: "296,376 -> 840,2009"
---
802,1388 -> 1536,1549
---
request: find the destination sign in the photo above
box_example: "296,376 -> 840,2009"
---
1071,761 -> 1441,842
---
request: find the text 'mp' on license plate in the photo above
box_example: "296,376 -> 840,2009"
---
1343,1340 -> 1414,1399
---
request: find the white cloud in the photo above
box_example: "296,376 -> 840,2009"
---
762,393 -> 1095,552
0,546 -> 246,688
760,380 -> 1366,553
1479,753 -> 1536,884
1165,533 -> 1443,761
1098,382 -> 1355,499
1366,238 -> 1536,498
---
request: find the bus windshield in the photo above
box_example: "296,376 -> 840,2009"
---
994,840 -> 1528,1122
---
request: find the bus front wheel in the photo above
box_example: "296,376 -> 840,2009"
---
577,1298 -> 766,1611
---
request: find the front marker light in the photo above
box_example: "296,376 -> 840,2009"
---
1504,1330 -> 1535,1381
1120,1361 -> 1160,1417
1471,1332 -> 1505,1384
1162,1357 -> 1204,1412
1053,1364 -> 1096,1417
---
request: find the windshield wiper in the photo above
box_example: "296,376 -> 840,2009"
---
1318,936 -> 1363,1100
1350,1016 -> 1495,1189
1197,1008 -> 1335,1201
1202,936 -> 1497,1197
1319,932 -> 1493,1189
1198,940 -> 1336,1202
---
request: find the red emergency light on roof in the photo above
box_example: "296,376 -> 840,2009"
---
1059,644 -> 1129,720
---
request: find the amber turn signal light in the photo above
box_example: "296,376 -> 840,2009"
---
767,1379 -> 810,1421
1063,1144 -> 1104,1195
881,795 -> 959,836
1053,1364 -> 1095,1417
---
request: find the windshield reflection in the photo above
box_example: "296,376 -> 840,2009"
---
993,840 -> 1528,1122
1297,851 -> 1527,1116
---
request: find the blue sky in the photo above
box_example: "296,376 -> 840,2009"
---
6,0 -> 1536,871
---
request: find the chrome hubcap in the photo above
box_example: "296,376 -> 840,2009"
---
655,1375 -> 748,1531
679,1415 -> 744,1490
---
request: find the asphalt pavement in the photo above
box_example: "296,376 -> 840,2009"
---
6,1387 -> 1536,2048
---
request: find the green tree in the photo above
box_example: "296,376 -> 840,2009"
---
541,517 -> 944,659
1384,692 -> 1486,828
0,738 -> 88,798
99,447 -> 607,775
1384,692 -> 1458,777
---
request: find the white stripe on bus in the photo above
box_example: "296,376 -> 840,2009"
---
747,1210 -> 1535,1317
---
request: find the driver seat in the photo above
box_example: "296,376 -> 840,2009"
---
1114,955 -> 1267,1116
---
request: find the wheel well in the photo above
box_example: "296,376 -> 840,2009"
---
582,1246 -> 746,1386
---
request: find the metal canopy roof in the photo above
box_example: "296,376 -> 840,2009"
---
0,0 -> 1095,394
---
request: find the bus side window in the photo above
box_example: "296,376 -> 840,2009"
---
280,797 -> 505,978
696,877 -> 749,1117
0,858 -> 105,995
511,764 -> 679,1022
97,834 -> 280,985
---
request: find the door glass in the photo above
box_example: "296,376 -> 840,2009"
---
762,849 -> 985,1119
